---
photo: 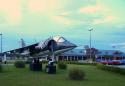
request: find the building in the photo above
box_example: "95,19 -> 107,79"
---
0,53 -> 27,62
57,49 -> 87,61
96,50 -> 125,61
57,49 -> 125,62
1,48 -> 125,63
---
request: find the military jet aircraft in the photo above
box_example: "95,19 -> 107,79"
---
4,36 -> 77,60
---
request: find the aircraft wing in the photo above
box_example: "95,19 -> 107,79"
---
4,43 -> 39,56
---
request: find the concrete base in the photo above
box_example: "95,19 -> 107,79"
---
45,65 -> 56,74
30,63 -> 42,71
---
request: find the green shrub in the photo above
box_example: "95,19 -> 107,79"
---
96,63 -> 104,69
0,64 -> 3,72
58,62 -> 67,69
68,68 -> 85,80
14,61 -> 25,68
42,60 -> 48,64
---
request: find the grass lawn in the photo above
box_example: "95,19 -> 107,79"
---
0,64 -> 125,86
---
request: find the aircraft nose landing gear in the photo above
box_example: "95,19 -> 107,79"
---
45,61 -> 56,74
45,39 -> 57,74
45,54 -> 56,74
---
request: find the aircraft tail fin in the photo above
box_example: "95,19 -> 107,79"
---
20,38 -> 26,48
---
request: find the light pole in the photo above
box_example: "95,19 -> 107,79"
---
0,33 -> 2,53
89,29 -> 93,63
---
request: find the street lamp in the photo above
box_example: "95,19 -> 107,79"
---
89,29 -> 93,63
0,33 -> 2,53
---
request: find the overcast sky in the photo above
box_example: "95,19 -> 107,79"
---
0,0 -> 125,52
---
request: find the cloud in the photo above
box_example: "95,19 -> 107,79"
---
112,43 -> 125,46
28,0 -> 59,13
52,16 -> 73,25
111,43 -> 125,49
0,0 -> 22,25
116,24 -> 125,29
52,15 -> 84,26
78,2 -> 111,17
79,4 -> 108,14
78,2 -> 118,25
58,12 -> 71,17
93,15 -> 116,25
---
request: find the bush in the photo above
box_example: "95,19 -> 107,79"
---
42,60 -> 48,64
68,68 -> 85,80
0,64 -> 3,72
14,61 -> 25,68
58,62 -> 67,69
96,63 -> 104,69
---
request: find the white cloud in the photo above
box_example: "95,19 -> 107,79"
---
111,43 -> 125,49
0,0 -> 22,25
59,12 -> 71,17
78,2 -> 118,25
52,16 -> 72,25
78,2 -> 111,17
116,24 -> 125,29
112,43 -> 125,46
28,0 -> 59,13
78,3 -> 108,15
52,15 -> 84,26
93,15 -> 116,25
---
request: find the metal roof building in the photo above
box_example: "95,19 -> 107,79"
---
96,50 -> 125,57
57,49 -> 87,61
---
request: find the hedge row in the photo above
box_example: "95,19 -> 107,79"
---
14,61 -> 25,68
97,63 -> 125,75
58,61 -> 96,66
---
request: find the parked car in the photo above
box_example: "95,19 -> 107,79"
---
112,60 -> 121,65
100,60 -> 121,65
100,60 -> 108,65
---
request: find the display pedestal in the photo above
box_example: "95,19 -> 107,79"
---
29,58 -> 42,71
45,64 -> 56,74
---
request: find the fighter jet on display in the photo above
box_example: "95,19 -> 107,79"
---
4,36 -> 77,59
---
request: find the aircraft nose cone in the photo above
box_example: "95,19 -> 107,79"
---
53,36 -> 77,49
69,43 -> 77,48
64,42 -> 77,48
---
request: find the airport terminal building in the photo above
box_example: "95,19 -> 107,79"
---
57,49 -> 87,61
96,50 -> 125,60
0,49 -> 125,62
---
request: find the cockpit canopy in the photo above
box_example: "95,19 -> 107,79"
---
53,36 -> 76,47
53,36 -> 67,43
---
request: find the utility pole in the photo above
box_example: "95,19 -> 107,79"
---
89,29 -> 93,63
0,33 -> 2,53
